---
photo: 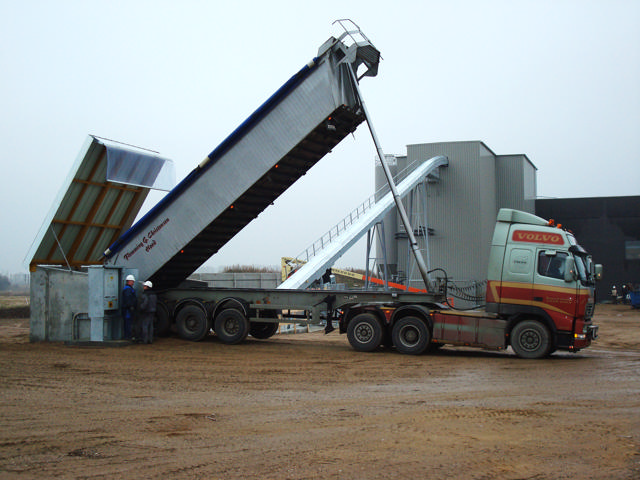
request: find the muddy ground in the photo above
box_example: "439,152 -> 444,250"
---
0,304 -> 639,479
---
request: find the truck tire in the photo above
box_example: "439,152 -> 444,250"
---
176,305 -> 209,341
154,302 -> 171,337
347,313 -> 383,352
250,322 -> 279,339
392,316 -> 431,355
511,320 -> 551,359
214,308 -> 250,345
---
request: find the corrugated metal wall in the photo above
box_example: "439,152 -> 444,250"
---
404,141 -> 496,285
189,272 -> 281,289
496,154 -> 537,213
522,158 -> 537,213
375,141 -> 536,289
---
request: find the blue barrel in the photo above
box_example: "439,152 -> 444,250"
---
630,291 -> 640,309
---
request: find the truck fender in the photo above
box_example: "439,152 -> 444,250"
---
211,297 -> 250,320
505,309 -> 557,338
340,305 -> 385,334
391,304 -> 433,330
174,298 -> 208,319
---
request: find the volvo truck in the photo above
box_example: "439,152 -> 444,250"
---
338,208 -> 601,358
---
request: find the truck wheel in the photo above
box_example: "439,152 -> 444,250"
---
392,316 -> 430,355
250,322 -> 279,339
347,313 -> 383,352
154,302 -> 171,337
511,320 -> 551,359
176,305 -> 209,341
214,309 -> 250,345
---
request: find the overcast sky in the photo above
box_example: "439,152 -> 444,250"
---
1,0 -> 639,275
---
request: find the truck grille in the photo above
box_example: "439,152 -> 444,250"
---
585,302 -> 594,319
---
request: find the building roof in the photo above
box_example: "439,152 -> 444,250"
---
26,135 -> 173,271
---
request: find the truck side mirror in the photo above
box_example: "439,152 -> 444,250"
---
564,256 -> 576,282
594,264 -> 603,281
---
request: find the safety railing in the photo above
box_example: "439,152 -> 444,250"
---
292,158 -> 426,263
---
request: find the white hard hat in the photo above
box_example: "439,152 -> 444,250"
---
125,274 -> 136,282
143,280 -> 153,288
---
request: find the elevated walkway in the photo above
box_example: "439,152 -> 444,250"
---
278,155 -> 448,290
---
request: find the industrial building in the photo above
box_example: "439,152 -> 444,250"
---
375,141 -> 639,303
375,141 -> 537,294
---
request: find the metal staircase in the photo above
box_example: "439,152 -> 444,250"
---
278,155 -> 448,290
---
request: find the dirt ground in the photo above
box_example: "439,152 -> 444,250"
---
0,304 -> 639,479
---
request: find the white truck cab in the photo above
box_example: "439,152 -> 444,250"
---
485,209 -> 600,355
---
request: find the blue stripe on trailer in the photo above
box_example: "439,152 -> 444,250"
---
104,58 -> 319,258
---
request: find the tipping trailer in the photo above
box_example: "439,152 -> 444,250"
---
103,23 -> 601,358
100,22 -> 446,338
152,208 -> 601,359
103,23 -> 382,290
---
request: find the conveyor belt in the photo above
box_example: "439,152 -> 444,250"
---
278,156 -> 449,290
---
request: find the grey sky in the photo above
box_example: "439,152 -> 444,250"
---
1,0 -> 639,275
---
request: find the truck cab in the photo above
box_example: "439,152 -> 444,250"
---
486,209 -> 600,357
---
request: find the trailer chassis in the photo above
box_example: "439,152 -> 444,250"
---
157,286 -> 443,344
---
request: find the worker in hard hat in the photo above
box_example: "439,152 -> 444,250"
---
138,280 -> 157,344
121,274 -> 137,340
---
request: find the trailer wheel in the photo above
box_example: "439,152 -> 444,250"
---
214,309 -> 250,345
392,316 -> 430,355
176,305 -> 209,341
347,313 -> 383,352
250,322 -> 279,339
511,320 -> 551,359
154,302 -> 171,337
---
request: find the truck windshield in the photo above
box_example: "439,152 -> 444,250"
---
573,254 -> 589,284
569,245 -> 591,285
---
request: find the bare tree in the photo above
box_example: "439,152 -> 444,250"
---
0,275 -> 11,291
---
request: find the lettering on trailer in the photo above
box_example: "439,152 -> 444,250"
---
123,218 -> 170,261
512,230 -> 564,245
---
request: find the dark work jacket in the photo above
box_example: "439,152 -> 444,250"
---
139,290 -> 157,315
121,285 -> 137,316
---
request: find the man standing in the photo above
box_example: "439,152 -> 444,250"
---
121,274 -> 137,340
139,280 -> 157,344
